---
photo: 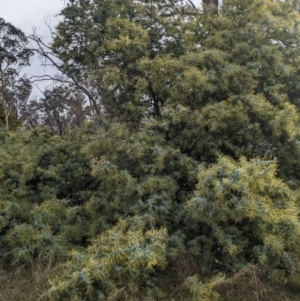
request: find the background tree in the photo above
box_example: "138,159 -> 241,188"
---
0,18 -> 32,129
0,103 -> 22,128
22,82 -> 91,135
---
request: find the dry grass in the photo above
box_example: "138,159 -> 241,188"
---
1,259 -> 299,301
215,264 -> 300,301
107,284 -> 144,301
0,259 -> 54,301
164,255 -> 203,300
216,265 -> 268,301
106,256 -> 200,301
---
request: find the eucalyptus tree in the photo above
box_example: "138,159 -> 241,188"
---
0,18 -> 32,129
22,83 -> 91,135
42,0 -> 200,124
29,32 -> 102,116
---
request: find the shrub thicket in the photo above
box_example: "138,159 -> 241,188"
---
1,0 -> 300,300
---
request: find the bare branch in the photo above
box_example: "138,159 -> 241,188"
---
28,32 -> 101,115
187,0 -> 199,12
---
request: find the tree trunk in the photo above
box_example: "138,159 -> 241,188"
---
4,106 -> 9,129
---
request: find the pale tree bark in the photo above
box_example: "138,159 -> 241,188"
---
3,106 -> 10,129
0,64 -> 10,129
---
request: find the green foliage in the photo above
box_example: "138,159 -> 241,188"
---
0,128 -> 96,264
52,0 -> 199,123
43,216 -> 169,300
53,0 -> 300,178
182,156 -> 300,283
185,275 -> 220,301
2,0 -> 300,300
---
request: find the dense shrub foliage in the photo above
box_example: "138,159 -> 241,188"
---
1,0 -> 300,300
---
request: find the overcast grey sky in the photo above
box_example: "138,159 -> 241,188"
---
0,0 -> 66,98
1,0 -> 203,98
0,0 -> 64,36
